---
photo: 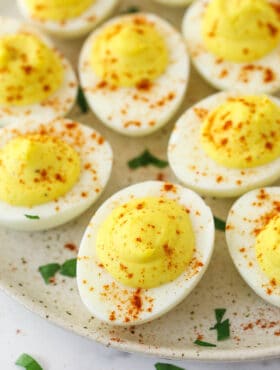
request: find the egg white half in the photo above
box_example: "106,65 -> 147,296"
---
168,91 -> 280,198
77,181 -> 214,326
79,13 -> 190,136
0,118 -> 113,231
0,17 -> 77,127
182,0 -> 280,94
17,0 -> 119,38
226,187 -> 280,307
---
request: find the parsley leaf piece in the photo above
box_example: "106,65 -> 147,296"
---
194,339 -> 217,347
210,309 -> 231,341
60,258 -> 77,277
214,216 -> 226,231
128,150 -> 168,169
122,6 -> 140,13
216,318 -> 230,341
24,214 -> 40,220
38,263 -> 61,284
15,353 -> 43,370
215,308 -> 226,323
77,86 -> 89,113
155,363 -> 185,370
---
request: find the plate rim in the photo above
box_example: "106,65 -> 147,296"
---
1,283 -> 280,361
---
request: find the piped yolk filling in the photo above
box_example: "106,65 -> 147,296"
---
91,18 -> 169,88
255,215 -> 280,285
96,197 -> 195,289
202,0 -> 280,62
200,95 -> 280,169
0,33 -> 63,107
0,134 -> 81,207
24,0 -> 94,21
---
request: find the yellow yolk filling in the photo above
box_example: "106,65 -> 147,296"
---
0,134 -> 80,207
200,96 -> 280,169
24,0 -> 94,21
255,215 -> 280,285
91,19 -> 169,87
96,197 -> 195,289
202,0 -> 280,62
0,33 -> 63,107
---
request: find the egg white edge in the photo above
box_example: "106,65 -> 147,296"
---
0,118 -> 113,231
17,0 -> 120,38
226,186 -> 280,308
168,90 -> 280,198
182,0 -> 280,94
0,17 -> 78,126
77,180 -> 215,326
79,12 -> 190,137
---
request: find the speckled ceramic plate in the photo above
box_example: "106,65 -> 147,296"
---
1,0 -> 280,361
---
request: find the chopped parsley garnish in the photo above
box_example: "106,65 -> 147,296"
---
122,6 -> 140,13
216,318 -> 230,341
24,214 -> 40,220
77,86 -> 89,113
39,258 -> 77,284
210,308 -> 230,341
194,339 -> 217,347
214,216 -> 226,231
15,353 -> 43,370
38,263 -> 61,284
215,308 -> 226,323
194,309 -> 230,348
60,258 -> 77,277
155,364 -> 185,370
128,150 -> 168,169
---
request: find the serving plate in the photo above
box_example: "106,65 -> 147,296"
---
1,0 -> 280,361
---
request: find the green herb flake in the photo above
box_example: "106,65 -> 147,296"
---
216,318 -> 230,341
128,150 -> 168,169
15,353 -> 43,370
60,258 -> 77,278
24,214 -> 40,220
194,339 -> 217,347
77,86 -> 89,113
38,263 -> 61,284
214,216 -> 226,231
122,5 -> 140,14
215,308 -> 226,323
210,309 -> 231,341
155,363 -> 185,370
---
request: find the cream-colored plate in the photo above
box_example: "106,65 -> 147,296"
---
1,0 -> 280,361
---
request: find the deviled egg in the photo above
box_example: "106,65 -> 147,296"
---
17,0 -> 119,38
182,0 -> 280,93
0,118 -> 113,231
77,181 -> 214,325
168,92 -> 280,197
226,187 -> 280,307
0,17 -> 77,126
79,13 -> 190,136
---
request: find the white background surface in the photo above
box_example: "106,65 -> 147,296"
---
0,290 -> 279,369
